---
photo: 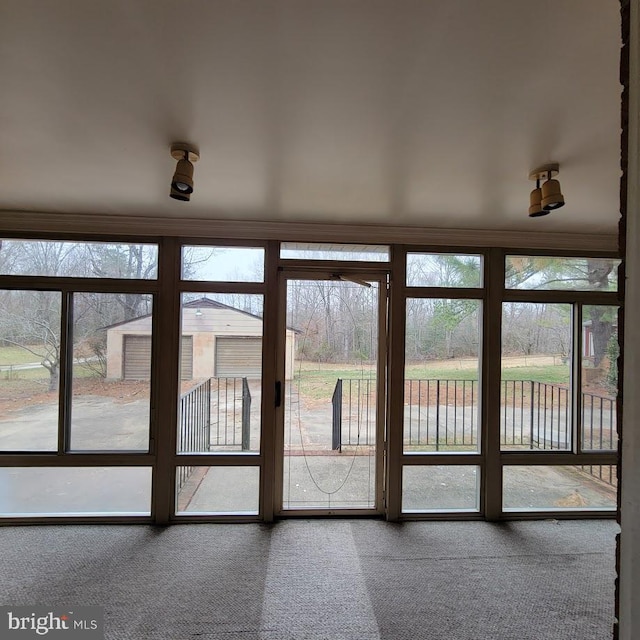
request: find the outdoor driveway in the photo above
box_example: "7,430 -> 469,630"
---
0,396 -> 150,451
0,397 -> 151,515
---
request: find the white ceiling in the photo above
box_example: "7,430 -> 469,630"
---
0,1 -> 622,235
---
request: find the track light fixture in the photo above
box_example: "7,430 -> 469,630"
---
528,178 -> 546,217
528,163 -> 564,217
170,143 -> 200,201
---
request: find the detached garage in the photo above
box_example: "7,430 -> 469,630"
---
106,298 -> 296,380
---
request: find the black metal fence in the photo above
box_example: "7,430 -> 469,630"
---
576,464 -> 617,487
176,376 -> 253,494
501,381 -> 617,453
331,378 -> 376,449
331,378 -> 479,450
582,392 -> 616,451
177,378 -> 211,492
211,377 -> 252,451
331,377 -> 617,486
501,380 -> 570,450
405,379 -> 478,450
332,379 -> 343,450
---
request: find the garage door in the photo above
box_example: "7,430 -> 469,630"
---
123,335 -> 193,380
179,336 -> 193,380
123,336 -> 151,380
215,337 -> 262,378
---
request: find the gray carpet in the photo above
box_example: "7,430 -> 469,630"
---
0,520 -> 616,639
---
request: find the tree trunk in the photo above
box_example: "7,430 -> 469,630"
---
590,306 -> 613,368
46,363 -> 59,392
587,259 -> 615,366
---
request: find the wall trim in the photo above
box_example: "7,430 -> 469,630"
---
619,1 -> 639,638
0,210 -> 618,252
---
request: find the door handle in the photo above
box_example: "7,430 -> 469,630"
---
275,381 -> 282,407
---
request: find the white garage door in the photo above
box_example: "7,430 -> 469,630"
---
215,337 -> 262,378
123,335 -> 193,380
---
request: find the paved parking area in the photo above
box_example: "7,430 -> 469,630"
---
0,396 -> 150,451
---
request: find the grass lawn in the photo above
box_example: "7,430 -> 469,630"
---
1,367 -> 49,382
1,363 -> 101,387
293,366 -> 373,400
293,359 -> 570,400
0,345 -> 47,365
405,364 -> 478,380
500,365 -> 569,385
407,362 -> 569,384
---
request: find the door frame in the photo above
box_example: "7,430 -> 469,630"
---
273,266 -> 390,516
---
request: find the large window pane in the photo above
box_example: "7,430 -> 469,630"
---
0,290 -> 61,451
70,293 -> 152,452
178,294 -> 264,454
280,242 -> 389,261
402,465 -> 479,512
181,246 -> 265,282
176,466 -> 259,515
0,240 -> 158,278
503,465 -> 616,511
0,467 -> 152,516
501,303 -> 572,451
582,305 -> 618,452
505,256 -> 619,291
404,299 -> 481,453
406,253 -> 483,287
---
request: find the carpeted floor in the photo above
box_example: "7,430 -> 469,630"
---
0,520 -> 616,639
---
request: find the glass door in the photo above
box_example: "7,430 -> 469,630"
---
276,272 -> 387,514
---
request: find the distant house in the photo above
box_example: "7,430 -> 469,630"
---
106,298 -> 296,381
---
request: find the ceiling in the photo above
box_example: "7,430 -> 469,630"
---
0,0 -> 622,235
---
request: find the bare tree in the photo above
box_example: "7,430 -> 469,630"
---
0,290 -> 62,391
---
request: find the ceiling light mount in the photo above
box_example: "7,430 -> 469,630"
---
528,163 -> 559,182
170,143 -> 200,164
170,143 -> 200,201
528,162 -> 565,216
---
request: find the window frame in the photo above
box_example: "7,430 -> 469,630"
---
0,234 -> 621,522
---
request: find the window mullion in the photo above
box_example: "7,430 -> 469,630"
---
57,291 -> 73,454
152,238 -> 181,524
483,248 -> 504,520
573,304 -> 583,454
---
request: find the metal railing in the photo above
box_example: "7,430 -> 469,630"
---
576,464 -> 617,487
241,377 -> 252,451
582,392 -> 616,451
211,377 -> 252,451
501,381 -> 617,454
501,380 -> 570,450
530,381 -> 570,450
331,378 -> 376,449
177,378 -> 211,492
177,376 -> 253,493
332,377 -> 617,486
332,379 -> 343,451
405,379 -> 477,450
